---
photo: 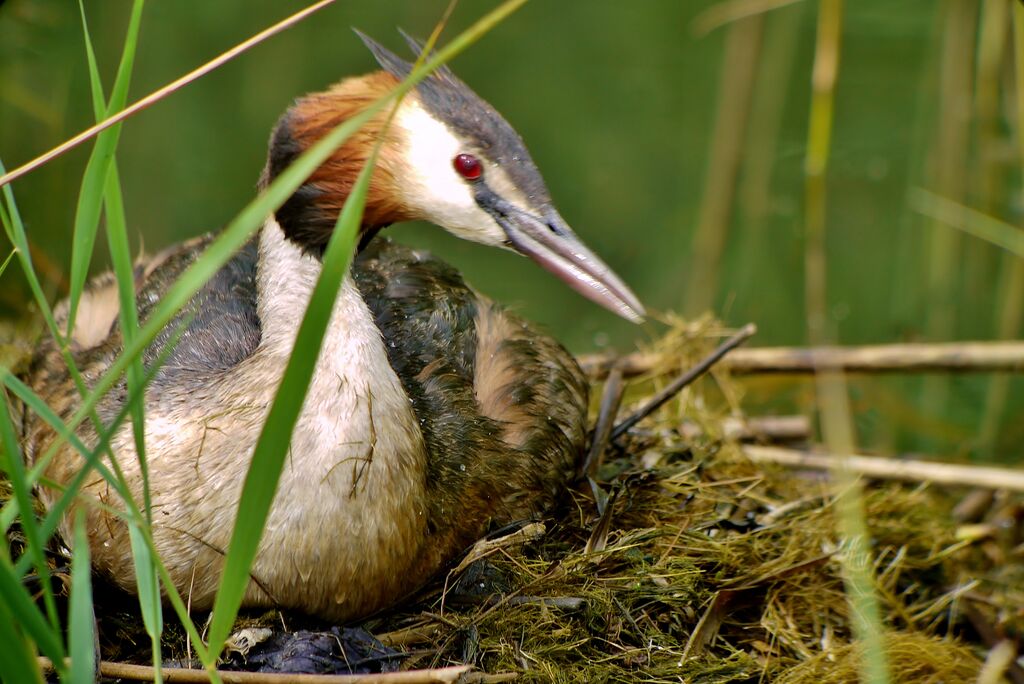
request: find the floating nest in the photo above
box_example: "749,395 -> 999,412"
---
4,317 -> 1022,682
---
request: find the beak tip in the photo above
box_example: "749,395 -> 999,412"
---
621,304 -> 645,325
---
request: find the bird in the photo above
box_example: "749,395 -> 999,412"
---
21,31 -> 644,622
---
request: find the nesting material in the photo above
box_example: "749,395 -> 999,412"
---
6,318 -> 1022,682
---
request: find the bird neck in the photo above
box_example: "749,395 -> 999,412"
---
255,218 -> 328,352
252,218 -> 439,612
263,71 -> 413,255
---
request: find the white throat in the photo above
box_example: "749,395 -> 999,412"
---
248,221 -> 428,597
256,219 -> 330,353
254,220 -> 422,457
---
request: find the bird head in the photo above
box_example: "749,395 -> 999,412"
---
264,30 -> 644,323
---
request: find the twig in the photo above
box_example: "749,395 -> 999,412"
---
579,340 -> 1024,379
376,624 -> 442,648
962,599 -> 1024,684
503,596 -> 587,611
585,486 -> 621,554
610,323 -> 756,439
743,445 -> 1024,493
583,365 -> 625,477
0,0 -> 338,189
677,415 -> 810,442
38,658 -> 515,683
449,523 -> 545,577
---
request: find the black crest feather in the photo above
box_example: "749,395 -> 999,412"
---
353,27 -> 456,82
353,28 -> 413,80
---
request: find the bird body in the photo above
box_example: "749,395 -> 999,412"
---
22,33 -> 641,621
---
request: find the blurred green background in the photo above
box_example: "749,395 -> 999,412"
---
1,1 -> 1021,458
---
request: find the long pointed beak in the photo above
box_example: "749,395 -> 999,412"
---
477,191 -> 645,323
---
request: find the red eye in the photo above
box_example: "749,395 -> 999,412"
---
453,153 -> 482,181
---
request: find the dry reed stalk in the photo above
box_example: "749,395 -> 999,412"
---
578,340 -> 1024,378
802,0 -> 889,679
979,2 -> 1024,452
684,16 -> 763,316
678,414 -> 811,441
921,0 -> 978,433
732,3 -> 803,298
743,445 -> 1024,492
38,658 -> 517,684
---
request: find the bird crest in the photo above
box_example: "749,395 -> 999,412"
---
354,28 -> 458,84
353,28 -> 551,208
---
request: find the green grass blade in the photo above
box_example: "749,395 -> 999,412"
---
0,596 -> 44,684
105,1 -> 146,114
65,0 -> 145,338
0,554 -> 66,669
79,39 -> 157,682
128,522 -> 163,676
204,140 -> 376,660
100,165 -> 162,680
68,2 -> 151,494
68,512 -> 96,684
910,188 -> 1024,259
1,160 -> 109,462
26,98 -> 379,475
65,134 -> 110,325
79,0 -> 151,520
78,0 -> 106,122
3,329 -> 217,674
0,248 -> 16,278
0,389 -> 60,632
93,7 -> 156,631
0,163 -> 83,391
102,165 -> 149,508
1,317 -> 191,577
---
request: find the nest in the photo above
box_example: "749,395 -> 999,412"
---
6,318 -> 1023,682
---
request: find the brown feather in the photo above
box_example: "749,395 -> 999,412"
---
265,71 -> 419,252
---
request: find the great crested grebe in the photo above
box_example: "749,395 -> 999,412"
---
22,32 -> 644,622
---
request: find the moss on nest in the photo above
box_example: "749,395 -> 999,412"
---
385,452 -> 993,682
4,321 -> 1021,682
774,632 -> 983,684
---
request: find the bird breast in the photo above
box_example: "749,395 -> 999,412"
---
83,222 -> 434,619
